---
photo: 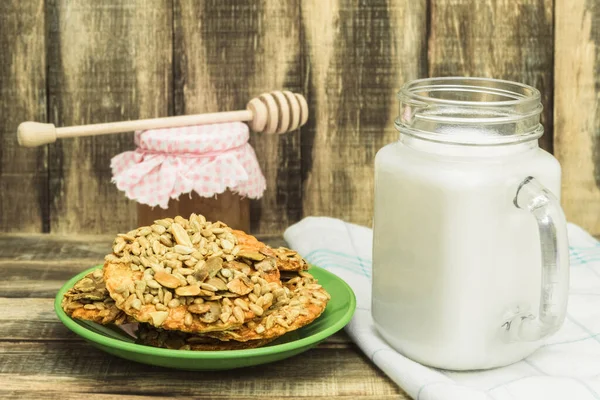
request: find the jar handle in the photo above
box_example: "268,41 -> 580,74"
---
505,177 -> 570,341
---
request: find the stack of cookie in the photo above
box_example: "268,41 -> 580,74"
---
61,214 -> 330,350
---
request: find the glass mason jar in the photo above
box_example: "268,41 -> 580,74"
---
372,77 -> 570,370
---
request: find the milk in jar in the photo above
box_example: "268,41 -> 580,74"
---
372,78 -> 570,370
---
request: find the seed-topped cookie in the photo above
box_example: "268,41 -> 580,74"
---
202,270 -> 330,342
62,269 -> 129,325
136,323 -> 275,350
103,214 -> 287,333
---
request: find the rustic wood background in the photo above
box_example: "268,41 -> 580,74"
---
1,0 -> 598,236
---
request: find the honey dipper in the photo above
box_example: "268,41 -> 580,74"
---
17,90 -> 308,147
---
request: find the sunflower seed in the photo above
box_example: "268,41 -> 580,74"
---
265,315 -> 275,330
174,244 -> 195,255
262,293 -> 274,305
312,291 -> 329,301
112,282 -> 128,293
255,296 -> 265,308
191,232 -> 202,245
287,277 -> 301,285
163,289 -> 173,305
128,299 -> 141,311
174,216 -> 187,226
190,220 -> 202,233
151,240 -> 161,256
159,235 -> 173,247
249,303 -> 264,316
184,312 -> 193,326
260,283 -> 271,295
275,299 -> 289,307
124,294 -> 136,310
220,309 -> 232,323
139,256 -> 150,268
150,263 -> 163,273
151,224 -> 166,234
200,282 -> 218,292
176,267 -> 194,276
201,229 -> 212,238
167,298 -> 180,308
113,240 -> 126,254
221,268 -> 233,279
138,236 -> 150,250
234,298 -> 249,311
233,306 -> 245,323
165,259 -> 182,269
118,233 -> 136,242
136,289 -> 145,304
186,275 -> 198,285
286,309 -> 300,322
154,219 -> 170,228
184,258 -> 197,267
171,223 -> 193,247
221,239 -> 234,251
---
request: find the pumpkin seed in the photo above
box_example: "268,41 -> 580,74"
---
149,311 -> 169,327
154,271 -> 182,289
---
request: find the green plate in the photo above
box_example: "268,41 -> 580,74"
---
54,265 -> 356,370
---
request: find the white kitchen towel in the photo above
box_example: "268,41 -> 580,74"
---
284,217 -> 600,400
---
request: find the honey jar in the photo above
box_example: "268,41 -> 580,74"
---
111,121 -> 265,231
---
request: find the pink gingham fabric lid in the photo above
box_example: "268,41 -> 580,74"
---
110,122 -> 266,209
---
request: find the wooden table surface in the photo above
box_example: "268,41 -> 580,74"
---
0,234 -> 408,399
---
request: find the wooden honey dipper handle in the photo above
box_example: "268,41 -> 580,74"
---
17,91 -> 308,147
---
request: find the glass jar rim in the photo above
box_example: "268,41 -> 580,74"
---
397,77 -> 541,107
396,77 -> 544,146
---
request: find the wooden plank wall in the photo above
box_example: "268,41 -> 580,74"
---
47,0 -> 172,233
1,0 -> 599,235
0,0 -> 47,232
